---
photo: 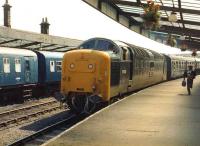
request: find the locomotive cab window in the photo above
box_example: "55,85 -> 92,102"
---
96,40 -> 118,52
50,61 -> 55,72
15,59 -> 21,73
3,58 -> 10,73
56,61 -> 62,72
79,40 -> 96,49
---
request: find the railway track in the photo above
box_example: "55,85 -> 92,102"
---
8,114 -> 85,146
0,100 -> 61,129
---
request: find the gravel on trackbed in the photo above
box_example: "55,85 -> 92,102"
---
0,97 -> 70,146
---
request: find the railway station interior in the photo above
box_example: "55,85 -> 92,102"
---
0,0 -> 200,146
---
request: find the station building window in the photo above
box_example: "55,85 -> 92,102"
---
15,59 -> 21,73
3,58 -> 10,73
56,61 -> 62,72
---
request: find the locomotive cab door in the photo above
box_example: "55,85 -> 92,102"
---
24,57 -> 31,83
119,47 -> 131,94
127,47 -> 134,87
0,58 -> 3,86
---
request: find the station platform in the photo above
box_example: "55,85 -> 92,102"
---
44,76 -> 200,146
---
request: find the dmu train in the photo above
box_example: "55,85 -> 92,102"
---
59,37 -> 200,114
0,47 -> 64,104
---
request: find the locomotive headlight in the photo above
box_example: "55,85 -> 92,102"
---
70,63 -> 75,69
88,64 -> 93,69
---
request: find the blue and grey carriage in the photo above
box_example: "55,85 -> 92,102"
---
0,47 -> 64,104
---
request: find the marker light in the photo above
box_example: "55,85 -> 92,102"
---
88,64 -> 93,69
70,63 -> 75,69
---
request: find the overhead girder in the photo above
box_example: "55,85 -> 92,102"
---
111,0 -> 200,15
46,45 -> 70,51
177,0 -> 185,28
105,0 -> 140,25
15,42 -> 41,48
0,39 -> 19,45
33,44 -> 56,50
157,25 -> 200,37
123,12 -> 200,26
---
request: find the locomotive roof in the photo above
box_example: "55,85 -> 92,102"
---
168,55 -> 196,62
115,41 -> 164,59
147,49 -> 164,60
38,51 -> 64,58
0,47 -> 37,56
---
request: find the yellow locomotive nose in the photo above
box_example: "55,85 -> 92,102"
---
61,49 -> 111,101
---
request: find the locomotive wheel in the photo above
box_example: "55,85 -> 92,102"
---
68,94 -> 96,114
71,95 -> 86,114
83,96 -> 96,114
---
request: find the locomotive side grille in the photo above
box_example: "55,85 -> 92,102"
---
111,61 -> 120,86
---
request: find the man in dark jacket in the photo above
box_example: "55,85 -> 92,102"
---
183,66 -> 196,95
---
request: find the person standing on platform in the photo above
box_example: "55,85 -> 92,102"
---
183,65 -> 196,95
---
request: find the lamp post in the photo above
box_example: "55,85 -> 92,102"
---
179,35 -> 187,51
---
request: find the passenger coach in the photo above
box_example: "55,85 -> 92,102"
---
0,47 -> 64,104
0,48 -> 38,103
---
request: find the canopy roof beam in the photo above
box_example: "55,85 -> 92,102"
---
111,0 -> 200,15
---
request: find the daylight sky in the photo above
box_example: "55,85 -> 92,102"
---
0,0 -> 192,54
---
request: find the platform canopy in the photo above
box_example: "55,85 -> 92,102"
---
83,0 -> 200,50
0,26 -> 82,52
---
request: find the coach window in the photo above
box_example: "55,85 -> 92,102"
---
173,62 -> 175,69
15,59 -> 21,73
3,58 -> 10,73
56,61 -> 62,72
50,61 -> 55,72
25,60 -> 30,71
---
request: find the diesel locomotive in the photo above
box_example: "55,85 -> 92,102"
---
59,38 -> 200,114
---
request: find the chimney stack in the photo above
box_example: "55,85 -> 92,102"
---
2,0 -> 11,27
40,17 -> 50,34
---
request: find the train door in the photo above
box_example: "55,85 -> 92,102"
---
24,57 -> 31,83
119,47 -> 131,93
163,58 -> 167,80
49,60 -> 55,82
149,61 -> 154,79
127,47 -> 134,88
0,57 -> 3,85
